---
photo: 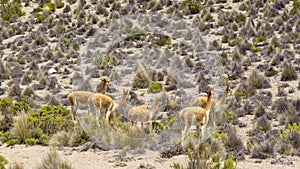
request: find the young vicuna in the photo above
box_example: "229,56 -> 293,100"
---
88,93 -> 115,122
68,76 -> 111,123
106,89 -> 129,122
128,97 -> 161,130
179,90 -> 213,143
192,86 -> 231,127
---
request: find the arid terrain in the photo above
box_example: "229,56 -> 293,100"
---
0,0 -> 299,169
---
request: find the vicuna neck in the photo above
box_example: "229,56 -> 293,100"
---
101,81 -> 108,94
218,87 -> 229,104
118,93 -> 127,106
204,92 -> 212,112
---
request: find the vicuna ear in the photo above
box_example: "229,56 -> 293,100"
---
123,89 -> 129,94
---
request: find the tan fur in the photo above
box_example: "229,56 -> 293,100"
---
192,86 -> 231,127
108,89 -> 129,122
128,97 -> 161,129
88,93 -> 115,121
68,91 -> 95,122
100,76 -> 110,94
179,90 -> 213,142
68,76 -> 111,123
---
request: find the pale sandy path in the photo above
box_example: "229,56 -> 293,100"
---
0,144 -> 187,169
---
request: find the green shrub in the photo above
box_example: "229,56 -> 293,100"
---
17,58 -> 26,65
223,155 -> 237,169
25,138 -> 38,145
129,28 -> 148,41
252,47 -> 262,52
149,82 -> 163,93
235,12 -> 246,23
56,2 -> 65,8
35,12 -> 47,23
0,154 -> 8,169
293,0 -> 300,8
27,105 -> 74,145
182,0 -> 202,14
253,36 -> 267,47
278,123 -> 300,155
0,98 -> 31,115
43,2 -> 56,13
0,2 -> 25,22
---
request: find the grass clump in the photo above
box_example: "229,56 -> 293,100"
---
235,12 -> 246,23
278,123 -> 300,156
171,144 -> 237,169
129,28 -> 148,41
248,70 -> 270,89
234,83 -> 256,98
151,34 -> 172,46
182,0 -> 202,14
149,82 -> 163,93
0,1 -> 25,22
281,62 -> 298,81
252,47 -> 262,52
252,36 -> 267,47
37,150 -> 72,169
132,70 -> 152,89
250,141 -> 275,159
255,116 -> 271,132
43,2 -> 56,13
0,154 -> 8,169
13,112 -> 32,144
0,58 -> 11,79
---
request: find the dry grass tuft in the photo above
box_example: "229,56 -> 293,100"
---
37,150 -> 72,169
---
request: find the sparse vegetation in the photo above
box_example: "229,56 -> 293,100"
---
149,82 -> 163,93
0,0 -> 299,167
182,0 -> 202,14
248,70 -> 270,89
0,154 -> 8,169
278,123 -> 300,156
37,150 -> 72,169
0,1 -> 25,22
281,62 -> 298,81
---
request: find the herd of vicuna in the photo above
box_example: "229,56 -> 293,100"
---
68,76 -> 230,143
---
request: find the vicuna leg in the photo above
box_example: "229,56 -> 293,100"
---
196,125 -> 201,143
106,111 -> 111,122
181,121 -> 191,141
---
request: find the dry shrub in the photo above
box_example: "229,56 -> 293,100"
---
13,112 -> 31,144
255,116 -> 271,132
37,150 -> 72,169
281,62 -> 298,81
250,141 -> 275,159
132,70 -> 152,89
248,70 -> 270,89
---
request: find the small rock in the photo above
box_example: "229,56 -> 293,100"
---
48,68 -> 57,74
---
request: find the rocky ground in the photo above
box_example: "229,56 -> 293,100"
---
0,0 -> 299,169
